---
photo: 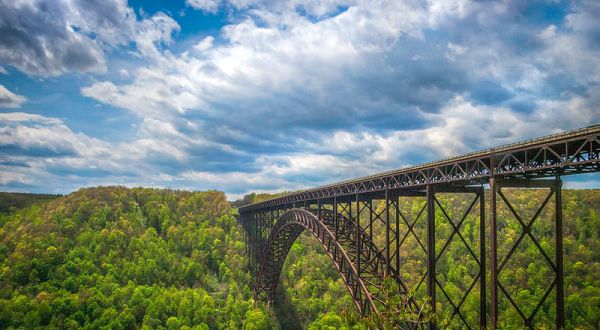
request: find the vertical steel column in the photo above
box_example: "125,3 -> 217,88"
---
426,185 -> 436,329
367,198 -> 373,276
318,199 -> 322,220
395,195 -> 400,274
252,213 -> 256,271
555,179 -> 564,329
489,178 -> 498,329
479,187 -> 487,329
250,212 -> 254,261
385,188 -> 391,276
263,210 -> 267,243
334,196 -> 338,239
258,211 -> 263,260
258,211 -> 261,248
355,193 -> 360,276
258,211 -> 265,250
258,211 -> 262,260
369,199 -> 373,243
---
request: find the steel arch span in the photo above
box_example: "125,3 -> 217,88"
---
239,124 -> 600,329
252,208 -> 380,316
244,206 -> 426,326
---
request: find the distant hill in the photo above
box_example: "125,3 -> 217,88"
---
0,192 -> 61,214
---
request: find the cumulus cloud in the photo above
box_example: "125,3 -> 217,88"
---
0,85 -> 26,108
0,112 -> 257,194
0,0 -> 179,76
186,0 -> 221,13
186,0 -> 358,17
74,0 -> 600,195
134,12 -> 180,59
565,0 -> 600,45
83,1 -> 599,132
3,0 -> 600,195
194,36 -> 214,52
0,112 -> 108,158
81,0 -> 439,122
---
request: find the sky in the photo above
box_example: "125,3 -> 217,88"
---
0,0 -> 599,200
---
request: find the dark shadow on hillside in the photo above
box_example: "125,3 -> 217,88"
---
273,284 -> 303,330
0,192 -> 61,214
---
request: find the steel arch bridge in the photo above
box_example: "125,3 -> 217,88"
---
238,124 -> 600,329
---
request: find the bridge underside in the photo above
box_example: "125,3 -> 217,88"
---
239,125 -> 600,329
253,208 -> 382,316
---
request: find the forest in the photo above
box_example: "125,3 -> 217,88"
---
0,186 -> 598,329
0,187 -> 272,329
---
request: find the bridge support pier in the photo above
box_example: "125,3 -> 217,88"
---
488,178 -> 564,329
425,185 -> 486,329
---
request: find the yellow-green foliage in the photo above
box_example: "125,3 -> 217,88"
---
0,186 -> 271,329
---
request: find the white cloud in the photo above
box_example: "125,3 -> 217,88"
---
301,92 -> 600,178
0,0 -> 179,76
445,42 -> 468,62
81,0 -> 438,119
565,0 -> 600,36
186,0 -> 358,17
133,12 -> 180,59
72,0 -> 600,196
186,0 -> 221,13
0,112 -> 110,158
194,36 -> 214,52
0,112 -> 244,193
0,85 -> 26,108
426,0 -> 473,27
0,112 -> 60,124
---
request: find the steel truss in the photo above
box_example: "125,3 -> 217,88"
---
241,125 -> 599,211
489,179 -> 564,329
239,125 -> 600,328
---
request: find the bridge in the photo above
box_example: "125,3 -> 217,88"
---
238,124 -> 600,329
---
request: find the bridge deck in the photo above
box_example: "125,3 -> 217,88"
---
240,124 -> 600,211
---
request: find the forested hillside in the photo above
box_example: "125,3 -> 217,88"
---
0,187 -> 598,329
0,187 -> 271,329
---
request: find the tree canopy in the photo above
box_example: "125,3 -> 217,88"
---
0,187 -> 598,329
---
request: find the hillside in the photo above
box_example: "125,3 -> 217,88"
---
0,187 -> 271,329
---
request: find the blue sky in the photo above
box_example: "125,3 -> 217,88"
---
0,0 -> 599,199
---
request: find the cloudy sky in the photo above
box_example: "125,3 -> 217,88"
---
0,0 -> 599,199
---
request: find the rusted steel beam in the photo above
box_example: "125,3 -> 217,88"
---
427,185 -> 436,330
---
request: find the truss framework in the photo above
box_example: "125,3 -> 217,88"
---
241,125 -> 599,212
